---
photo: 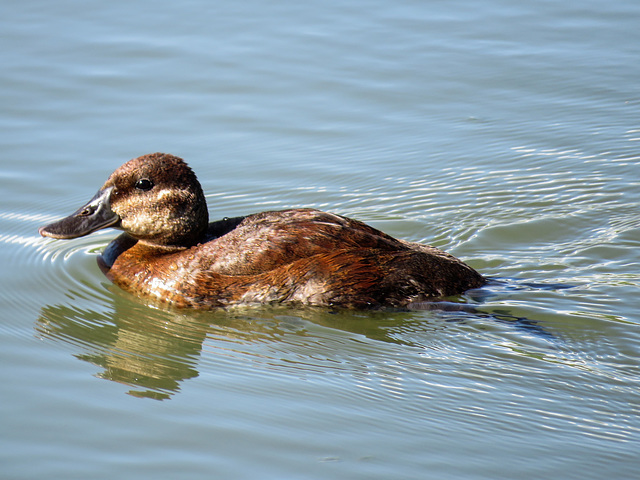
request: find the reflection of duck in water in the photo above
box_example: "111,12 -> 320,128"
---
39,153 -> 485,309
35,299 -> 417,400
37,301 -> 206,400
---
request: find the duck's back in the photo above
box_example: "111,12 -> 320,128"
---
189,209 -> 486,308
202,209 -> 408,275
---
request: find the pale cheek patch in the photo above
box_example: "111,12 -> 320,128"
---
117,188 -> 194,239
122,212 -> 172,237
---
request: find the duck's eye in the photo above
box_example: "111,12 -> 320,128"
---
135,178 -> 154,191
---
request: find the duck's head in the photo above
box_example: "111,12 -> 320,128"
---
39,153 -> 209,248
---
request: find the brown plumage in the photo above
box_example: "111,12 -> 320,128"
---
39,153 -> 485,309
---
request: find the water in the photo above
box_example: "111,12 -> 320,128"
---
1,0 -> 639,478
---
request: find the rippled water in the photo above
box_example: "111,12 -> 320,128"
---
2,0 -> 640,479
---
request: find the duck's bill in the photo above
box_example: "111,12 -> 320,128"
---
39,186 -> 120,239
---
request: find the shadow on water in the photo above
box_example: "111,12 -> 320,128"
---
35,278 -> 567,400
408,277 -> 575,341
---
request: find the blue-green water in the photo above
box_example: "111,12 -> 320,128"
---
1,0 -> 639,478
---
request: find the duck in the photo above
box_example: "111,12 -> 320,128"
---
39,153 -> 486,309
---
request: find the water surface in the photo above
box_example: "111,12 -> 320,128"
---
1,0 -> 639,479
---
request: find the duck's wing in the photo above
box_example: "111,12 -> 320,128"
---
201,209 -> 406,276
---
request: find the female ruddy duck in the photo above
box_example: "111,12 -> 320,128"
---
39,153 -> 485,309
